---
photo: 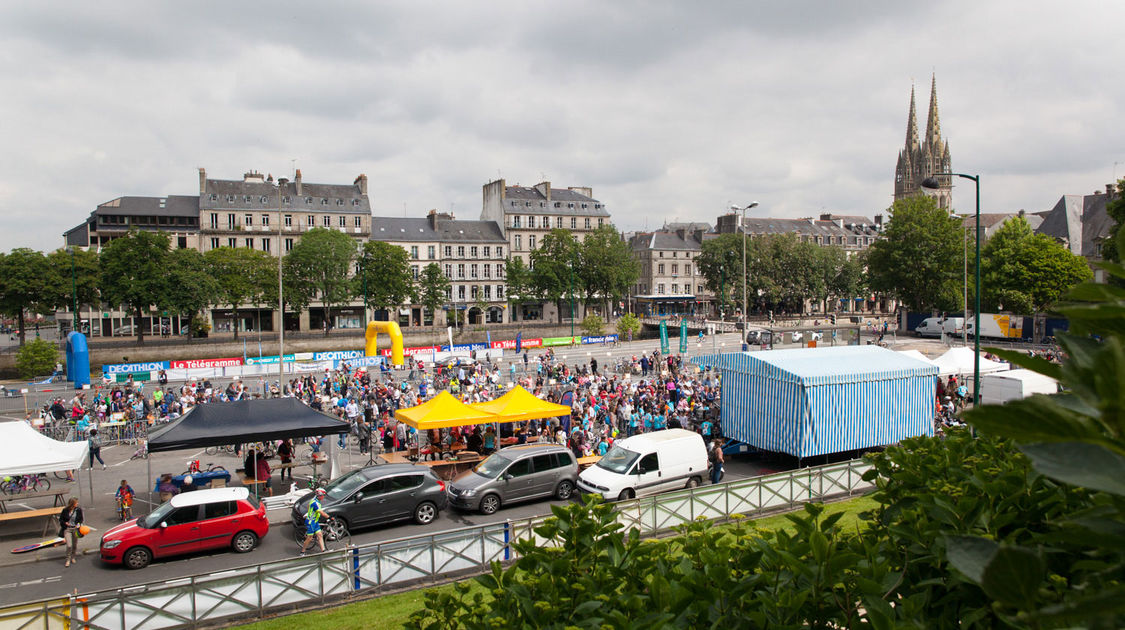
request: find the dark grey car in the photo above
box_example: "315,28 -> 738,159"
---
447,444 -> 579,515
291,464 -> 447,538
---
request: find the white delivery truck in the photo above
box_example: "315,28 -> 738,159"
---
965,314 -> 1024,340
979,369 -> 1058,405
577,429 -> 708,501
915,317 -> 965,338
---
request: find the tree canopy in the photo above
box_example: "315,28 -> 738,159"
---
98,231 -> 171,344
283,228 -> 356,334
165,248 -> 220,341
204,246 -> 275,339
980,215 -> 1091,312
0,248 -> 51,345
576,225 -> 639,315
866,195 -> 964,312
530,229 -> 580,323
357,240 -> 415,318
415,262 -> 450,329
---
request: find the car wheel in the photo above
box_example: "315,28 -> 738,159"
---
325,518 -> 349,542
685,477 -> 700,489
124,546 -> 152,570
232,531 -> 258,553
618,488 -> 635,501
555,480 -> 575,500
414,501 -> 437,525
479,494 -> 500,515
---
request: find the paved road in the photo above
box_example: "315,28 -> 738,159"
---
0,437 -> 790,604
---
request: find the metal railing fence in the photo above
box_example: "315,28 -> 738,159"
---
0,458 -> 872,630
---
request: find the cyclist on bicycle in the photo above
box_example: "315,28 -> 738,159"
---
115,479 -> 135,522
299,488 -> 328,556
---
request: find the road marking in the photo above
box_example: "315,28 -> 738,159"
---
0,576 -> 61,590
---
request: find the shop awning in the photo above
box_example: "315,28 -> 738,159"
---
469,385 -> 573,423
396,390 -> 498,430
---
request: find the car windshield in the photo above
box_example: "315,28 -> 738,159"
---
596,445 -> 640,474
472,454 -> 512,479
139,502 -> 176,529
324,469 -> 368,502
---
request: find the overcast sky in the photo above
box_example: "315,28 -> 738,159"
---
1,1 -> 1122,253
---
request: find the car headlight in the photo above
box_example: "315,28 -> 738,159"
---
102,539 -> 122,549
460,488 -> 477,496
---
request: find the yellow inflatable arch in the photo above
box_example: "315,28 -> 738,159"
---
365,321 -> 404,366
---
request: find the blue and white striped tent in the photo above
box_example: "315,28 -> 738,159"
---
692,345 -> 937,458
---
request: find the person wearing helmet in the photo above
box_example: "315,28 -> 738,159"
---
299,488 -> 328,556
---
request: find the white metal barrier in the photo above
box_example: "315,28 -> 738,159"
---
0,459 -> 872,630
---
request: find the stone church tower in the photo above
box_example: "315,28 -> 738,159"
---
894,75 -> 952,209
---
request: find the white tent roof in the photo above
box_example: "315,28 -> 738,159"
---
0,421 -> 89,476
983,368 -> 1058,390
897,349 -> 937,365
932,346 -> 1010,378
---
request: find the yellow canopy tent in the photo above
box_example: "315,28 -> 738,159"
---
469,386 -> 573,423
395,390 -> 499,430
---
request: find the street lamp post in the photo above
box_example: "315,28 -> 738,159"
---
69,247 -> 79,332
277,178 -> 287,389
922,174 -> 981,405
732,202 -> 759,350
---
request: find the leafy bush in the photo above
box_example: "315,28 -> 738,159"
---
16,337 -> 58,379
615,312 -> 641,339
579,314 -> 604,336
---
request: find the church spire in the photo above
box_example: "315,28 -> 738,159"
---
905,83 -> 919,152
925,73 -> 941,149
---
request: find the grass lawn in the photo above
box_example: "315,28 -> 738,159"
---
234,494 -> 877,630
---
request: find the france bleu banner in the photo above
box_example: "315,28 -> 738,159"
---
515,332 -> 522,354
679,320 -> 688,353
659,320 -> 669,354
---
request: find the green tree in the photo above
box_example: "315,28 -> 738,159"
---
98,231 -> 170,345
356,241 -> 415,320
16,338 -> 58,379
580,314 -> 604,336
45,248 -> 100,331
1102,178 -> 1124,263
616,312 -> 641,340
576,225 -> 639,316
530,230 -> 580,324
415,262 -> 450,331
504,256 -> 534,322
0,249 -> 51,346
866,195 -> 964,313
205,247 -> 274,340
165,248 -> 220,343
696,233 -> 742,317
811,246 -> 866,315
981,215 -> 1092,312
284,228 -> 356,335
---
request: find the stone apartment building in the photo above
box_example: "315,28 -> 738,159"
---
1035,183 -> 1118,284
629,224 -> 715,317
369,211 -> 508,327
480,179 -> 611,321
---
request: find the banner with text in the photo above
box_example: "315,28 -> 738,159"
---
582,335 -> 618,345
103,361 -> 169,375
659,321 -> 669,354
542,336 -> 579,347
245,354 -> 295,365
170,358 -> 242,369
679,321 -> 688,353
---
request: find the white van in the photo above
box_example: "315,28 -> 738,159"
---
577,429 -> 708,501
915,317 -> 964,338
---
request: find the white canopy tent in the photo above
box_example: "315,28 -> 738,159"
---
896,349 -> 938,366
0,422 -> 88,476
932,347 -> 1010,378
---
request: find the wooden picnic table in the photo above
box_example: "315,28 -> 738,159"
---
0,507 -> 61,536
576,455 -> 601,470
0,488 -> 69,514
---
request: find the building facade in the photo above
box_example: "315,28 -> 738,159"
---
894,75 -> 953,209
1035,183 -> 1118,283
64,195 -> 201,250
629,226 -> 714,317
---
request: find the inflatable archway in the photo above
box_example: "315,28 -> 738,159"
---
365,321 -> 404,366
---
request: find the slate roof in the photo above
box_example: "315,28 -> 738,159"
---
503,185 -> 610,217
629,231 -> 708,252
201,178 -> 370,214
94,195 -> 200,217
371,217 -> 506,243
1036,192 -> 1113,258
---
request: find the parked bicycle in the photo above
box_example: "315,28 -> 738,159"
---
1,473 -> 51,495
204,444 -> 235,456
182,460 -> 227,476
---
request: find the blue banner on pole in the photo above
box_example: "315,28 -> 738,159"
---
560,390 -> 574,434
515,332 -> 522,354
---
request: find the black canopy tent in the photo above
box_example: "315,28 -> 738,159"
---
145,398 -> 349,502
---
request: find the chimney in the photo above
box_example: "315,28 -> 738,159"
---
1018,209 -> 1026,218
676,228 -> 687,241
874,214 -> 884,226
355,174 -> 368,195
692,229 -> 705,244
1109,183 -> 1117,200
819,213 -> 833,221
198,167 -> 207,194
295,169 -> 303,196
534,181 -> 551,202
427,209 -> 452,231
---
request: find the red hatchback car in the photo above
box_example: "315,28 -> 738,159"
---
100,487 -> 269,569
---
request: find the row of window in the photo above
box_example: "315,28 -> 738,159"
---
208,237 -> 294,253
207,213 -> 364,230
445,284 -> 504,301
97,215 -> 198,226
653,263 -> 695,276
440,263 -> 506,280
208,193 -> 361,208
510,216 -> 600,230
509,201 -> 601,210
406,245 -> 504,260
649,284 -> 704,295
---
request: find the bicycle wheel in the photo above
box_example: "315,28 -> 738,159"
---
205,446 -> 219,456
208,466 -> 227,473
53,471 -> 70,480
35,477 -> 50,493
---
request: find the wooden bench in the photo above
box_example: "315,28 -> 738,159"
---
0,507 -> 61,536
0,489 -> 69,513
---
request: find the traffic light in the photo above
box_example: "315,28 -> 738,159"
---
830,313 -> 837,325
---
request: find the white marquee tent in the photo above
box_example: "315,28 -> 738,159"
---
0,421 -> 88,476
932,347 -> 1010,378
